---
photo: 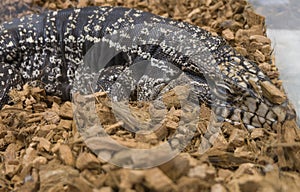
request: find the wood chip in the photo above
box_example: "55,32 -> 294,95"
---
59,102 -> 73,119
76,152 -> 101,170
59,144 -> 74,166
222,28 -> 235,41
159,154 -> 190,181
260,81 -> 287,104
250,35 -> 271,44
58,119 -> 73,130
211,183 -> 227,192
144,168 -> 177,192
250,128 -> 264,139
253,49 -> 266,62
228,129 -> 248,148
33,137 -> 51,152
177,176 -> 211,191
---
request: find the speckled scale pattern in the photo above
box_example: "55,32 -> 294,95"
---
0,6 -> 293,128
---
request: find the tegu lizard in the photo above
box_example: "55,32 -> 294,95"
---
0,6 -> 295,129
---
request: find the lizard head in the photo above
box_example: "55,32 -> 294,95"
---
210,55 -> 297,129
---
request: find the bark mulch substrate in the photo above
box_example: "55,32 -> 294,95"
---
1,0 -> 300,191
